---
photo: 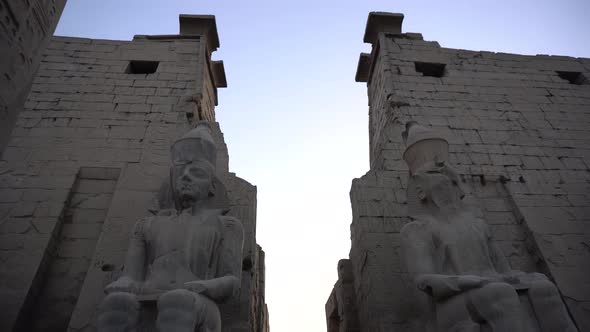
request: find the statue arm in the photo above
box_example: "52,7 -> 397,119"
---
120,219 -> 148,281
401,223 -> 454,299
487,231 -> 547,285
104,219 -> 147,294
185,216 -> 244,302
401,222 -> 437,277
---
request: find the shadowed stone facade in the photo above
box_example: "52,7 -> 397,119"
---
327,12 -> 590,332
0,0 -> 67,157
0,14 -> 268,332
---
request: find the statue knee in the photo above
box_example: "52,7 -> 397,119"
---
193,293 -> 221,331
158,289 -> 196,310
98,292 -> 140,332
481,282 -> 519,304
529,279 -> 559,300
469,282 -> 519,319
466,282 -> 523,329
158,290 -> 220,332
99,291 -> 140,314
158,289 -> 198,331
527,279 -> 578,331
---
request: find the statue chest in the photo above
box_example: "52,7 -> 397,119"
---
431,218 -> 494,274
144,214 -> 223,277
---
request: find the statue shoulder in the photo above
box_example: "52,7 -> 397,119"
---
218,215 -> 244,239
131,216 -> 156,238
400,217 -> 432,239
219,215 -> 242,227
401,218 -> 436,254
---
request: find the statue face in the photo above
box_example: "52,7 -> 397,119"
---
416,166 -> 465,208
427,173 -> 464,208
170,138 -> 216,207
171,158 -> 214,205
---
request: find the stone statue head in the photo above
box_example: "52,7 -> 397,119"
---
411,162 -> 465,209
170,122 -> 218,210
403,122 -> 465,212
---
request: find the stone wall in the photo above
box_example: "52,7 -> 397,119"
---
346,170 -> 544,331
0,15 -> 268,332
0,0 -> 66,156
328,12 -> 590,332
28,167 -> 120,332
325,259 -> 360,332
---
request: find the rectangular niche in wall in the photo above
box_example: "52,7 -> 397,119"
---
414,61 -> 446,77
556,71 -> 589,85
126,60 -> 159,74
28,167 -> 120,332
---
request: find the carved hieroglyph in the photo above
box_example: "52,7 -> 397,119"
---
400,122 -> 577,332
97,122 -> 243,332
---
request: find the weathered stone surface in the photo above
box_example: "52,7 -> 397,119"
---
399,123 -> 577,331
326,259 -> 360,332
96,123 -> 244,332
0,14 -> 268,332
329,11 -> 590,332
0,0 -> 67,156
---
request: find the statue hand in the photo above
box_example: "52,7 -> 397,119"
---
456,275 -> 492,289
184,280 -> 208,294
105,276 -> 141,294
502,271 -> 547,287
417,274 -> 491,299
416,274 -> 460,296
501,270 -> 526,284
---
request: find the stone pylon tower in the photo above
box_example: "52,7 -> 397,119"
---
0,14 -> 269,332
327,12 -> 589,332
0,0 -> 67,156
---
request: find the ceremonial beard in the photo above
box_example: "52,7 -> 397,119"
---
433,194 -> 452,208
180,194 -> 196,209
178,185 -> 210,207
431,192 -> 463,214
430,182 -> 461,209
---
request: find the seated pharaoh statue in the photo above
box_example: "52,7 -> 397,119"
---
98,122 -> 244,332
399,122 -> 578,332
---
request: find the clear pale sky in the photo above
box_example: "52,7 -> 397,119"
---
55,1 -> 590,330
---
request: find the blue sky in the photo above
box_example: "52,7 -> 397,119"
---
56,1 -> 590,330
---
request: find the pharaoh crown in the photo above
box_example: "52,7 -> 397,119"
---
171,121 -> 217,167
402,121 -> 449,175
